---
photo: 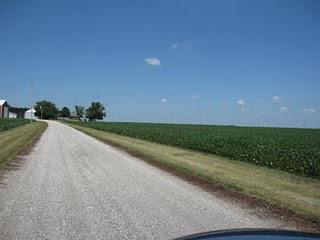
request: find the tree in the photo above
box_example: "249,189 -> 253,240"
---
75,105 -> 85,119
60,106 -> 71,118
86,102 -> 106,121
34,100 -> 59,119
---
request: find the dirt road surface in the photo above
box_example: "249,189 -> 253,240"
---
0,121 -> 291,239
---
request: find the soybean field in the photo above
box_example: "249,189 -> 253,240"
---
0,119 -> 30,132
67,121 -> 320,178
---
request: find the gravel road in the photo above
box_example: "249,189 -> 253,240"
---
0,121 -> 291,240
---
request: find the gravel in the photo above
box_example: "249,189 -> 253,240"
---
0,121 -> 291,240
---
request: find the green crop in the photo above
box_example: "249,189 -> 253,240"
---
67,121 -> 320,178
0,119 -> 30,132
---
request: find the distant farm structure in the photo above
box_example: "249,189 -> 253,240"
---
9,112 -> 17,118
1,99 -> 31,119
9,107 -> 29,119
0,100 -> 9,118
70,112 -> 80,120
24,108 -> 38,120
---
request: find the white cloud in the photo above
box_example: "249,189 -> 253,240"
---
170,42 -> 191,50
144,57 -> 161,66
303,108 -> 316,113
160,98 -> 167,103
170,42 -> 186,49
272,96 -> 281,103
279,106 -> 288,112
272,96 -> 288,112
171,43 -> 182,49
237,99 -> 245,111
192,94 -> 200,100
237,99 -> 245,106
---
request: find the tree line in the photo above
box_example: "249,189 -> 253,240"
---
34,100 -> 106,121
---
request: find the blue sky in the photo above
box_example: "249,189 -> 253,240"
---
0,0 -> 319,128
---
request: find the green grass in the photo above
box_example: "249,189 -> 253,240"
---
66,121 -> 320,178
66,123 -> 320,227
0,118 -> 30,132
0,121 -> 47,168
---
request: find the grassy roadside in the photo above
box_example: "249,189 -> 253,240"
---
67,123 -> 320,229
0,121 -> 47,168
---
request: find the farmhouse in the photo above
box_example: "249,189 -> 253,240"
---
0,99 -> 9,118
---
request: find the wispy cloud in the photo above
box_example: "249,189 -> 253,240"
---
272,96 -> 288,113
279,106 -> 288,112
170,42 -> 191,50
272,96 -> 281,103
192,94 -> 200,100
160,98 -> 167,103
237,99 -> 245,111
144,57 -> 161,66
171,43 -> 182,49
303,108 -> 316,113
237,100 -> 245,106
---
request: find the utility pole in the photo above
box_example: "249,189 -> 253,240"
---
40,105 -> 43,119
30,80 -> 34,124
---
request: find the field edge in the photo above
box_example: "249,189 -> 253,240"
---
0,121 -> 48,170
64,122 -> 320,233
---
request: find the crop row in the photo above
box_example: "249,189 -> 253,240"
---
0,119 -> 30,132
68,121 -> 320,178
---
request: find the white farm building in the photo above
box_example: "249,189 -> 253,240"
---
24,108 -> 38,120
9,112 -> 17,118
